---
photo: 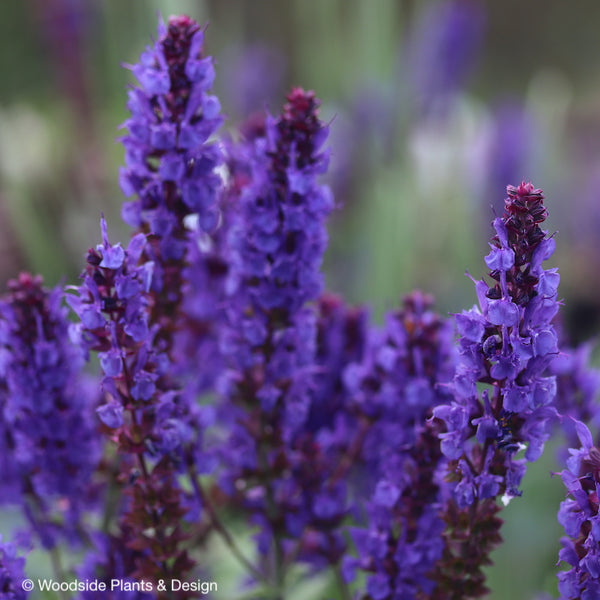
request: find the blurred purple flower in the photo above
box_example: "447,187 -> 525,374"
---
343,292 -> 455,598
551,339 -> 600,451
0,272 -> 100,546
216,88 -> 335,575
557,167 -> 600,345
306,293 -> 370,433
406,0 -> 486,119
285,294 -> 370,571
28,0 -> 98,127
556,420 -> 600,599
484,101 -> 534,217
222,43 -> 286,120
327,83 -> 395,208
0,535 -> 28,600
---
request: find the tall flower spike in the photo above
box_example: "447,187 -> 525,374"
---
67,218 -> 159,428
278,294 -> 370,573
119,15 -> 228,447
119,14 -> 224,358
431,182 -> 560,598
221,87 -> 333,432
406,0 -> 486,119
342,291 -> 455,598
0,273 -> 100,547
120,14 -> 223,238
216,89 -> 333,592
68,218 -> 195,594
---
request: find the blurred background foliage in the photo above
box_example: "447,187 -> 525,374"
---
2,0 -> 600,598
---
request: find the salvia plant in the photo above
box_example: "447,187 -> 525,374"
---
2,13 -> 600,600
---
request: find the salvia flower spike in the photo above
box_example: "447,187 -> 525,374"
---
216,88 -> 334,589
68,217 -> 194,594
343,291 -> 455,598
431,182 -> 560,598
0,273 -> 100,547
120,15 -> 223,239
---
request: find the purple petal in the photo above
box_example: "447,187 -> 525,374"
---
97,402 -> 124,429
487,299 -> 519,326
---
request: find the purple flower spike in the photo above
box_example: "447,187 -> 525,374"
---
438,183 -> 559,495
0,273 -> 100,546
223,88 -> 334,428
431,183 -> 561,597
120,15 -> 223,228
344,292 -> 455,598
68,215 -> 201,591
407,0 -> 486,119
216,89 -> 336,578
118,17 -> 228,432
119,15 -> 224,349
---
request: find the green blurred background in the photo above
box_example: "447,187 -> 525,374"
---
3,0 -> 600,598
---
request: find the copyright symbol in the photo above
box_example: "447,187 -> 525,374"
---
22,579 -> 34,592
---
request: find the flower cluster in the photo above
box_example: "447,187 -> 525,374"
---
343,292 -> 455,598
1,13 -> 599,600
120,14 -> 224,383
0,272 -> 99,546
0,535 -> 28,600
431,182 -> 561,597
435,183 -> 560,502
219,87 -> 333,436
67,219 -> 195,593
213,88 -> 336,587
556,420 -> 600,599
407,0 -> 485,118
120,15 -> 222,240
67,220 -> 157,434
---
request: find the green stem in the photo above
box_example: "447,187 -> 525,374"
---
49,546 -> 69,600
187,468 -> 266,583
334,561 -> 352,600
257,439 -> 286,599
